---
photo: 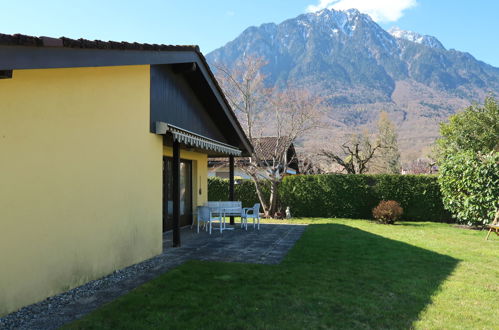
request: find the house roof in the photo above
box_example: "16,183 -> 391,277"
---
250,137 -> 289,160
210,136 -> 296,161
0,33 -> 198,51
209,136 -> 300,173
0,33 -> 253,155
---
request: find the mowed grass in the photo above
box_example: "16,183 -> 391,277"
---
66,219 -> 498,329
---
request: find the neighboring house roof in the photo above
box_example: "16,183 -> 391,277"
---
0,33 -> 253,155
209,136 -> 300,172
252,136 -> 293,161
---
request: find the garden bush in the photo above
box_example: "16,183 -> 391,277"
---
436,96 -> 499,226
438,151 -> 499,226
372,200 -> 403,224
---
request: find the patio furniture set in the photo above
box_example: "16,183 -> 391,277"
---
197,201 -> 261,234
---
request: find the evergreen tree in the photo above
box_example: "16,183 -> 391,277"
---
374,112 -> 401,174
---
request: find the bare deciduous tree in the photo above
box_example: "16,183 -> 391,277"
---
404,158 -> 437,174
260,89 -> 324,215
297,153 -> 324,175
215,55 -> 269,141
321,132 -> 381,174
215,56 -> 324,216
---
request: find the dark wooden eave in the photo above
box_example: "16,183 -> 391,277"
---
0,33 -> 253,156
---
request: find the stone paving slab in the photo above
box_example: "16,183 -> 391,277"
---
0,223 -> 306,330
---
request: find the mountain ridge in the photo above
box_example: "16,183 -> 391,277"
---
388,26 -> 445,50
206,8 -> 499,162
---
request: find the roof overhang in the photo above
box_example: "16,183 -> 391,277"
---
0,34 -> 253,156
155,122 -> 242,156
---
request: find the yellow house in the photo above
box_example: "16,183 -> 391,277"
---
0,34 -> 252,315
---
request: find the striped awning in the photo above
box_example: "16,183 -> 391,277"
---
155,122 -> 242,156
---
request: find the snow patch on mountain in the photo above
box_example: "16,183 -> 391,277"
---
389,27 -> 445,50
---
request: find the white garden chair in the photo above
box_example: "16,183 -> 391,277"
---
197,206 -> 223,235
242,203 -> 261,230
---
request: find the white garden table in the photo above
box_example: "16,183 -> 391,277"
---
205,201 -> 243,231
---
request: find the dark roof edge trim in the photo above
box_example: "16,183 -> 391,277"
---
0,33 -> 199,51
155,122 -> 242,156
193,52 -> 253,155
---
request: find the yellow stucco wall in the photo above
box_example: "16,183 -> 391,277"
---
0,65 -> 163,315
163,147 -> 208,213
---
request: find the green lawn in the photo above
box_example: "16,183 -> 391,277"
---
66,219 -> 498,329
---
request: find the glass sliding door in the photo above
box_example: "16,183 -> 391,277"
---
163,157 -> 193,232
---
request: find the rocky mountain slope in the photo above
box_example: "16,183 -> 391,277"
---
207,8 -> 499,162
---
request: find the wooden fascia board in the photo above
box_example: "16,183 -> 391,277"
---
0,45 -> 197,70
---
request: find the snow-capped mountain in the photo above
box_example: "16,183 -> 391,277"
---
388,27 -> 445,50
206,8 -> 499,159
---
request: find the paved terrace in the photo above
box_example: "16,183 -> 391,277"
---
0,224 -> 307,330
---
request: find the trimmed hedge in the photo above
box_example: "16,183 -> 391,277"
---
280,174 -> 452,221
207,177 -> 270,208
373,175 -> 451,221
278,174 -> 377,219
208,174 -> 453,222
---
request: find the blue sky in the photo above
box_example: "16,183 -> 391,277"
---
1,0 -> 498,66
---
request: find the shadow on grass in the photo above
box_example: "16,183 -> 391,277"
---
67,224 -> 458,329
395,222 -> 428,226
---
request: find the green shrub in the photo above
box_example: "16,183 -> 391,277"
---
438,151 -> 499,226
436,96 -> 499,226
372,200 -> 403,224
